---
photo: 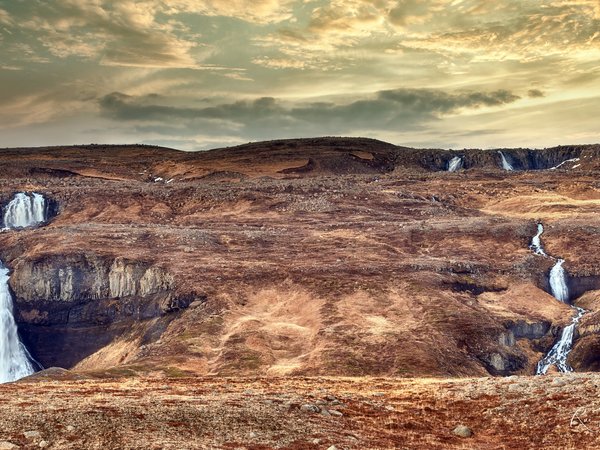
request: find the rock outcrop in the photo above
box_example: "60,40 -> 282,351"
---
11,255 -> 173,303
6,254 -> 192,368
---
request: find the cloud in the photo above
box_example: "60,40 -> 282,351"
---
6,0 -> 203,68
527,89 -> 545,98
252,0 -> 600,74
388,0 -> 433,26
0,8 -> 13,25
161,0 -> 295,24
1,0 -> 599,150
98,87 -> 521,140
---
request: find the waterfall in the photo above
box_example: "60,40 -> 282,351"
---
447,156 -> 464,172
528,225 -> 585,375
0,261 -> 35,382
536,307 -> 585,375
498,151 -> 514,171
549,259 -> 569,303
0,192 -> 46,381
529,223 -> 546,256
2,192 -> 46,229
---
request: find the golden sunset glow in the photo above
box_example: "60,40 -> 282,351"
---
1,0 -> 599,149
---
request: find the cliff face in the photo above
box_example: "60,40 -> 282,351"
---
11,255 -> 174,304
7,254 -> 192,368
414,145 -> 598,171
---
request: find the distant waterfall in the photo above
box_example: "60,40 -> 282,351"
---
498,152 -> 514,171
549,259 -> 569,303
447,156 -> 464,172
3,193 -> 46,229
529,224 -> 585,375
529,223 -> 547,256
0,262 -> 35,383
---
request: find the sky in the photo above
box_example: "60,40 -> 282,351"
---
0,0 -> 599,151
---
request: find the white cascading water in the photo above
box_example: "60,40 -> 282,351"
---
530,224 -> 585,375
0,192 -> 46,381
0,262 -> 35,382
447,156 -> 464,172
3,192 -> 46,229
536,307 -> 585,375
549,259 -> 569,302
529,223 -> 547,256
498,151 -> 514,171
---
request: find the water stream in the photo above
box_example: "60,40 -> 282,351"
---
531,223 -> 585,375
529,223 -> 546,256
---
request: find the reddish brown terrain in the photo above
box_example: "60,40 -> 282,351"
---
2,137 -> 600,448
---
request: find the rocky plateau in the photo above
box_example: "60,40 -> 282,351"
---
2,137 -> 600,448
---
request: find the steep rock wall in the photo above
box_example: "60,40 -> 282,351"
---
7,254 -> 194,368
408,145 -> 600,172
10,255 -> 174,303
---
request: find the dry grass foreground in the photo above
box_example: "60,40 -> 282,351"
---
0,372 -> 597,449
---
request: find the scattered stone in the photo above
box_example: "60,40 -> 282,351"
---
327,446 -> 339,450
329,410 -> 343,417
248,432 -> 257,439
23,431 -> 41,440
0,442 -> 18,450
312,438 -> 321,444
320,409 -> 331,416
65,425 -> 75,432
38,442 -> 48,449
300,403 -> 320,413
453,425 -> 473,438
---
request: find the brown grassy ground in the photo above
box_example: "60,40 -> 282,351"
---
0,373 -> 597,449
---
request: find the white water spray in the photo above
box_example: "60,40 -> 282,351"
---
498,151 -> 514,171
447,156 -> 464,172
3,193 -> 46,229
549,259 -> 569,303
530,223 -> 547,256
0,262 -> 35,382
536,307 -> 585,375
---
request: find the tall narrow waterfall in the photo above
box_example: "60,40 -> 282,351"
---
447,156 -> 464,172
2,192 -> 46,229
530,225 -> 585,375
549,259 -> 569,303
0,262 -> 35,382
498,151 -> 514,171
